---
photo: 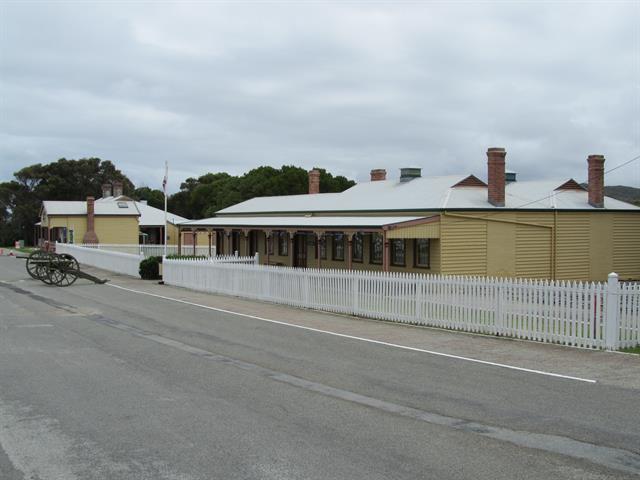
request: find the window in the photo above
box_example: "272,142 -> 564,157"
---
249,231 -> 257,255
231,231 -> 240,254
370,233 -> 383,264
332,233 -> 345,261
265,233 -> 274,255
216,231 -> 224,255
414,239 -> 430,268
352,233 -> 363,262
391,239 -> 406,266
68,229 -> 74,244
318,236 -> 326,259
278,231 -> 288,256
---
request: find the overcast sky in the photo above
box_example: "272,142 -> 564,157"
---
1,1 -> 639,193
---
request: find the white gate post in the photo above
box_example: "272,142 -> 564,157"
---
495,279 -> 504,336
415,277 -> 423,322
351,274 -> 359,315
604,272 -> 620,350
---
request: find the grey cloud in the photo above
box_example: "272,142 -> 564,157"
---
1,1 -> 638,193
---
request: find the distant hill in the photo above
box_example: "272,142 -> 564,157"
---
580,184 -> 640,206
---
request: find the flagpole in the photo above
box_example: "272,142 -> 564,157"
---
163,161 -> 168,257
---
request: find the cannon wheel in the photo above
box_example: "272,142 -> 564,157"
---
48,254 -> 79,287
41,255 -> 58,285
25,250 -> 52,281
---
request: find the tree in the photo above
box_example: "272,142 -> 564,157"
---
167,166 -> 356,220
0,158 -> 134,246
132,187 -> 165,210
0,157 -> 356,244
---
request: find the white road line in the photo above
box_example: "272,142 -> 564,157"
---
106,283 -> 597,384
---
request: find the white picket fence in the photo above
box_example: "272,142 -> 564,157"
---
163,259 -> 640,350
55,243 -> 258,278
75,243 -> 213,258
56,243 -> 143,277
209,254 -> 259,265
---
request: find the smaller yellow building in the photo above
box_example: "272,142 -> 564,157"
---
38,182 -> 188,247
39,197 -> 141,245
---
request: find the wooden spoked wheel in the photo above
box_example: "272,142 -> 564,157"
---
48,254 -> 80,287
25,250 -> 53,281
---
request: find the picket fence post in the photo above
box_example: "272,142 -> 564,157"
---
604,272 -> 620,350
495,279 -> 504,336
351,274 -> 359,315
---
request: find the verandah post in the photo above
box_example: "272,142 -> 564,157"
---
604,272 -> 620,350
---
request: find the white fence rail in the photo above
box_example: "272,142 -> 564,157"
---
55,243 -> 258,277
163,259 -> 640,350
74,243 -> 214,258
209,254 -> 259,265
56,243 -> 143,277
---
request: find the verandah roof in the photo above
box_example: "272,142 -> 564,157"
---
179,215 -> 435,230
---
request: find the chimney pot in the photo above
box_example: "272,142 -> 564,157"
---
370,169 -> 387,182
308,169 -> 320,194
587,154 -> 605,208
112,181 -> 124,197
101,183 -> 112,198
487,147 -> 506,207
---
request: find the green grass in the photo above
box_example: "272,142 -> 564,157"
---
620,345 -> 640,355
1,246 -> 36,254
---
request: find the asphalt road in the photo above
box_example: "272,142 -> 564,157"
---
0,256 -> 639,480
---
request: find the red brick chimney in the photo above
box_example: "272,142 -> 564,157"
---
487,147 -> 506,207
587,154 -> 605,208
82,196 -> 99,243
112,181 -> 124,197
308,169 -> 320,194
370,169 -> 386,181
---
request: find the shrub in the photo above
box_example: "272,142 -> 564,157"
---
139,256 -> 162,280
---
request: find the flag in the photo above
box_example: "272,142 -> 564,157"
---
162,161 -> 168,193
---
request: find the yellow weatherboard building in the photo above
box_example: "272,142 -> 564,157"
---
178,148 -> 640,281
38,181 -> 188,248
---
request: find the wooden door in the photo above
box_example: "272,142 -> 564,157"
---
294,234 -> 307,268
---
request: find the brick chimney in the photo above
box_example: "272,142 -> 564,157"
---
587,154 -> 605,208
370,169 -> 387,181
487,147 -> 506,207
308,169 -> 320,194
82,197 -> 99,243
101,183 -> 112,198
112,181 -> 124,197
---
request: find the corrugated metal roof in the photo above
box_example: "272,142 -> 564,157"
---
94,196 -> 188,225
180,216 -> 424,229
42,201 -> 140,216
217,175 -> 639,214
135,201 -> 188,226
